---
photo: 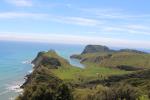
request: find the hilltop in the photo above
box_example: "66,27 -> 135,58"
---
81,45 -> 115,54
32,50 -> 70,69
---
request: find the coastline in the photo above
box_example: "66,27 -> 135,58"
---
19,53 -> 84,95
11,60 -> 34,100
0,41 -> 84,100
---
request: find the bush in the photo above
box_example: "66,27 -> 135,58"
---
91,83 -> 141,100
113,83 -> 141,100
57,83 -> 73,100
16,83 -> 73,100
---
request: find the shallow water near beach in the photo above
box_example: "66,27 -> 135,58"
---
0,40 -> 84,100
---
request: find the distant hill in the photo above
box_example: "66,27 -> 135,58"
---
81,45 -> 148,54
81,45 -> 115,54
71,45 -> 150,70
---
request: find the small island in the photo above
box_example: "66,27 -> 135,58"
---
16,45 -> 150,100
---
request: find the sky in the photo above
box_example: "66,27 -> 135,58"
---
0,0 -> 150,49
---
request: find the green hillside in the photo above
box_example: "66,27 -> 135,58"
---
17,51 -> 73,100
71,45 -> 150,70
17,46 -> 150,100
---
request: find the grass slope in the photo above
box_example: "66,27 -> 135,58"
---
17,49 -> 150,100
73,52 -> 150,69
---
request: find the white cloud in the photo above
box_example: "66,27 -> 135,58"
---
0,12 -> 102,26
53,16 -> 102,26
0,12 -> 48,19
80,8 -> 150,20
0,8 -> 150,37
0,32 -> 150,49
102,24 -> 150,36
5,0 -> 32,7
126,25 -> 150,30
75,7 -> 150,36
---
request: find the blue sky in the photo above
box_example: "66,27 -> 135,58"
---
0,0 -> 150,48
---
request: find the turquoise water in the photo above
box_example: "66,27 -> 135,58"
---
0,41 -> 84,100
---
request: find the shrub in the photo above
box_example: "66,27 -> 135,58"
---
113,83 -> 141,100
91,83 -> 141,100
16,83 -> 73,100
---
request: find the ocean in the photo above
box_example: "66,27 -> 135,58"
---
0,40 -> 84,100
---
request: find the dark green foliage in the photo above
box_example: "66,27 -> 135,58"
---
113,83 -> 141,100
93,87 -> 115,100
17,67 -> 73,100
17,83 -> 73,100
40,57 -> 61,68
57,84 -> 73,100
116,65 -> 142,71
92,84 -> 141,100
73,83 -> 141,100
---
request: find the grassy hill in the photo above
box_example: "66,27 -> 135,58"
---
71,45 -> 150,71
80,52 -> 150,69
16,46 -> 150,100
17,51 -> 73,100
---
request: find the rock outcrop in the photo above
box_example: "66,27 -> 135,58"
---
81,45 -> 114,54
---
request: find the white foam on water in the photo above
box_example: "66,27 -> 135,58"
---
0,90 -> 10,96
6,81 -> 24,94
22,59 -> 34,74
7,85 -> 23,93
9,97 -> 15,100
21,60 -> 31,64
28,69 -> 33,73
0,82 -> 23,96
31,64 -> 34,67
